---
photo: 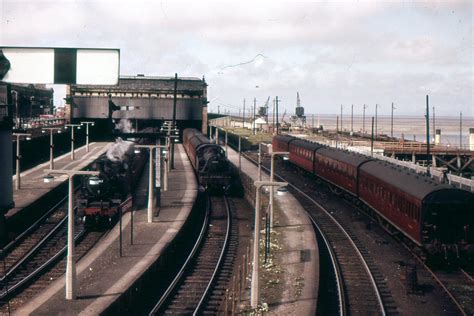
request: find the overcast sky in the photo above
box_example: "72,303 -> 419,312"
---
0,0 -> 472,117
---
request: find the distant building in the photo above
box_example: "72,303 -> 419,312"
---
0,82 -> 54,127
68,75 -> 208,133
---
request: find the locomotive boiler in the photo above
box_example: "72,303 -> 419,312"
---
77,138 -> 146,226
183,128 -> 233,193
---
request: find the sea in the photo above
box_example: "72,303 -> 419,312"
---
302,114 -> 474,149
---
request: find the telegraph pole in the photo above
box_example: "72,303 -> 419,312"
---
351,104 -> 354,134
371,116 -> 375,157
272,98 -> 276,134
243,99 -> 246,129
460,111 -> 463,149
391,102 -> 395,138
425,95 -> 430,163
275,96 -> 280,135
363,104 -> 367,134
432,106 -> 435,144
340,104 -> 343,132
171,73 -> 178,169
375,104 -> 379,140
253,98 -> 256,135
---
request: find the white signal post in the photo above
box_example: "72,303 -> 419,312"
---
225,129 -> 228,157
65,124 -> 81,160
251,180 -> 287,308
43,169 -> 100,300
135,144 -> 169,223
42,127 -> 62,170
269,151 -> 289,229
80,121 -> 94,153
257,143 -> 265,181
238,135 -> 242,170
12,133 -> 31,190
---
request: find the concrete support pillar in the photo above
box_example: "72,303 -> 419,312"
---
470,128 -> 474,151
457,155 -> 461,169
412,152 -> 416,163
432,155 -> 437,168
435,129 -> 441,145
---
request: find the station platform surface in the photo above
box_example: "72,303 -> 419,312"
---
226,147 -> 319,314
15,145 -> 198,315
6,142 -> 113,220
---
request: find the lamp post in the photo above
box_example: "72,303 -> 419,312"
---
269,151 -> 289,229
363,104 -> 368,135
375,104 -> 380,141
80,121 -> 94,153
251,180 -> 287,308
65,124 -> 81,160
42,128 -> 62,170
340,104 -> 343,132
238,135 -> 242,170
13,133 -> 31,190
390,103 -> 395,138
225,129 -> 228,157
351,104 -> 354,134
43,169 -> 100,300
258,143 -> 267,181
162,147 -> 169,191
135,144 -> 168,223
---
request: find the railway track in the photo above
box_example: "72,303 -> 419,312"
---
406,250 -> 474,316
242,151 -> 390,315
149,195 -> 237,315
0,209 -> 105,312
0,196 -> 68,276
0,211 -> 85,304
244,148 -> 474,315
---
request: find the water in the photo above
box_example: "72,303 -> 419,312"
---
303,114 -> 474,148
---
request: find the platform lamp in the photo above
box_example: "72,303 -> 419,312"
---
42,128 -> 62,170
135,144 -> 168,223
43,169 -> 100,300
225,129 -> 228,157
269,151 -> 289,229
251,180 -> 287,308
257,143 -> 270,181
165,135 -> 179,172
80,121 -> 94,153
12,133 -> 32,190
65,124 -> 81,160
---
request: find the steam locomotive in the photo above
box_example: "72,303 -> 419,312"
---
77,138 -> 146,226
273,135 -> 474,261
183,128 -> 233,193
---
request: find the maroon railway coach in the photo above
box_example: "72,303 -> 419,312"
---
272,134 -> 474,259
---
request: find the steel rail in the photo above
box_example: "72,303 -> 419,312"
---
193,195 -> 231,315
308,214 -> 346,316
0,215 -> 68,283
0,216 -> 86,300
242,151 -> 386,315
148,195 -> 212,315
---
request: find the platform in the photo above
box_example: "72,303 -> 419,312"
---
7,142 -> 113,221
15,144 -> 197,315
226,147 -> 319,314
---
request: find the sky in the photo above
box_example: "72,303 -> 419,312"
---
0,0 -> 472,117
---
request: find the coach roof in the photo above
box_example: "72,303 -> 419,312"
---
360,160 -> 455,201
316,147 -> 370,167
